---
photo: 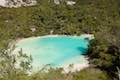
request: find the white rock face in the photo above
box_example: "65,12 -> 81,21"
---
53,0 -> 76,5
54,0 -> 60,5
66,1 -> 76,5
0,0 -> 37,8
0,0 -> 7,7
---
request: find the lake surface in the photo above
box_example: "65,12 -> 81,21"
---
15,35 -> 91,71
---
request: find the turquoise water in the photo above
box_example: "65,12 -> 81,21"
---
16,36 -> 90,70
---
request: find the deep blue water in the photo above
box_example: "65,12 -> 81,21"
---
16,36 -> 90,70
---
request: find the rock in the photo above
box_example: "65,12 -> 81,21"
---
30,26 -> 36,32
31,28 -> 36,32
5,20 -> 9,23
53,0 -> 76,5
0,0 -> 37,8
66,1 -> 76,5
0,0 -> 7,7
54,0 -> 60,5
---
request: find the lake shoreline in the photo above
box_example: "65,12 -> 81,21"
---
15,34 -> 94,44
13,34 -> 94,73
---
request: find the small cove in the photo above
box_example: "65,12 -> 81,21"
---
14,35 -> 94,72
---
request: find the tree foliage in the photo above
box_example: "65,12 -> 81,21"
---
0,0 -> 120,79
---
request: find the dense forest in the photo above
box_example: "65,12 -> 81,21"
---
0,0 -> 120,80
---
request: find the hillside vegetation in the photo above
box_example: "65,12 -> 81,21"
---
0,0 -> 120,80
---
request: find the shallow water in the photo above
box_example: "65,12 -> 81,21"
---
16,35 -> 90,70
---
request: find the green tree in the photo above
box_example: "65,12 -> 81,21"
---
0,45 -> 32,80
